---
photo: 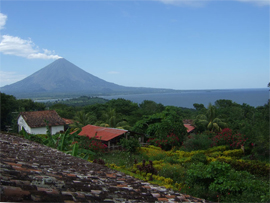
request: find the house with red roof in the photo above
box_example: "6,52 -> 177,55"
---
184,124 -> 195,134
17,110 -> 66,135
183,119 -> 195,134
78,124 -> 129,148
77,121 -> 195,149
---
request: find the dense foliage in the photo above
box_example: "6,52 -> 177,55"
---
1,93 -> 46,131
1,92 -> 269,202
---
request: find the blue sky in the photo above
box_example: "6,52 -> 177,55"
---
0,0 -> 269,90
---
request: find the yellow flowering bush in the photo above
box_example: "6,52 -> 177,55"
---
205,145 -> 228,153
175,182 -> 186,190
207,156 -> 216,162
216,156 -> 233,162
207,151 -> 222,157
140,145 -> 167,160
153,160 -> 164,165
189,150 -> 206,156
149,145 -> 163,150
178,156 -> 192,164
174,150 -> 187,157
222,149 -> 244,157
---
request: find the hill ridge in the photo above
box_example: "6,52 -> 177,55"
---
1,58 -> 175,98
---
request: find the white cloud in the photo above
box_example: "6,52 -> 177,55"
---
0,13 -> 7,30
0,71 -> 26,87
0,35 -> 62,59
0,12 -> 62,59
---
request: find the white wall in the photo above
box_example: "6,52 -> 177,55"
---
17,115 -> 64,135
31,127 -> 47,135
51,125 -> 64,135
17,115 -> 31,134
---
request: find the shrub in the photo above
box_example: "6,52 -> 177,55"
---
207,151 -> 222,158
211,128 -> 248,149
147,133 -> 180,151
222,149 -> 244,158
136,160 -> 157,175
148,145 -> 163,150
27,134 -> 44,144
226,159 -> 270,177
186,161 -> 269,202
99,151 -> 148,167
19,128 -> 44,144
205,145 -> 228,153
164,156 -> 180,164
174,149 -> 207,160
158,163 -> 186,183
181,133 -> 212,152
120,137 -> 141,153
76,135 -> 107,153
89,138 -> 107,152
207,155 -> 270,177
191,153 -> 208,164
140,145 -> 167,161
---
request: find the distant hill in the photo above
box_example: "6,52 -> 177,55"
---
0,58 -> 175,99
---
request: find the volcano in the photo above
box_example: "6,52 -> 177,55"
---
1,58 -> 173,98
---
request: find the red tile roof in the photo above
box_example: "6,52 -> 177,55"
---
62,118 -> 74,125
78,125 -> 128,141
184,124 -> 195,133
19,110 -> 65,128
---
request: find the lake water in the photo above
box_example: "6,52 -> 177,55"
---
99,88 -> 269,109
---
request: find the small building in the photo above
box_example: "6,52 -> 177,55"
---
184,124 -> 195,134
183,119 -> 195,134
17,110 -> 66,135
78,125 -> 129,149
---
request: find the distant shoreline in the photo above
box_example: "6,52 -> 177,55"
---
35,88 -> 269,109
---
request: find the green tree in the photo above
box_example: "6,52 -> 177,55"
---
0,93 -> 18,131
84,103 -> 108,121
107,98 -> 139,126
50,103 -> 77,119
120,136 -> 141,153
193,103 -> 206,114
72,111 -> 96,128
104,108 -> 117,127
107,98 -> 139,116
138,100 -> 165,116
17,99 -> 45,112
132,106 -> 187,143
97,108 -> 131,130
1,93 -> 47,131
195,103 -> 227,132
186,161 -> 269,202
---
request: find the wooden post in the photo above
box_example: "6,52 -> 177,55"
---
108,141 -> 111,151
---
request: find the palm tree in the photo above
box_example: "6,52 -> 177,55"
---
195,103 -> 227,132
105,108 -> 117,128
71,111 -> 96,128
96,108 -> 130,130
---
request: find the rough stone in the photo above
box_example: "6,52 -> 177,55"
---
0,133 -> 209,203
